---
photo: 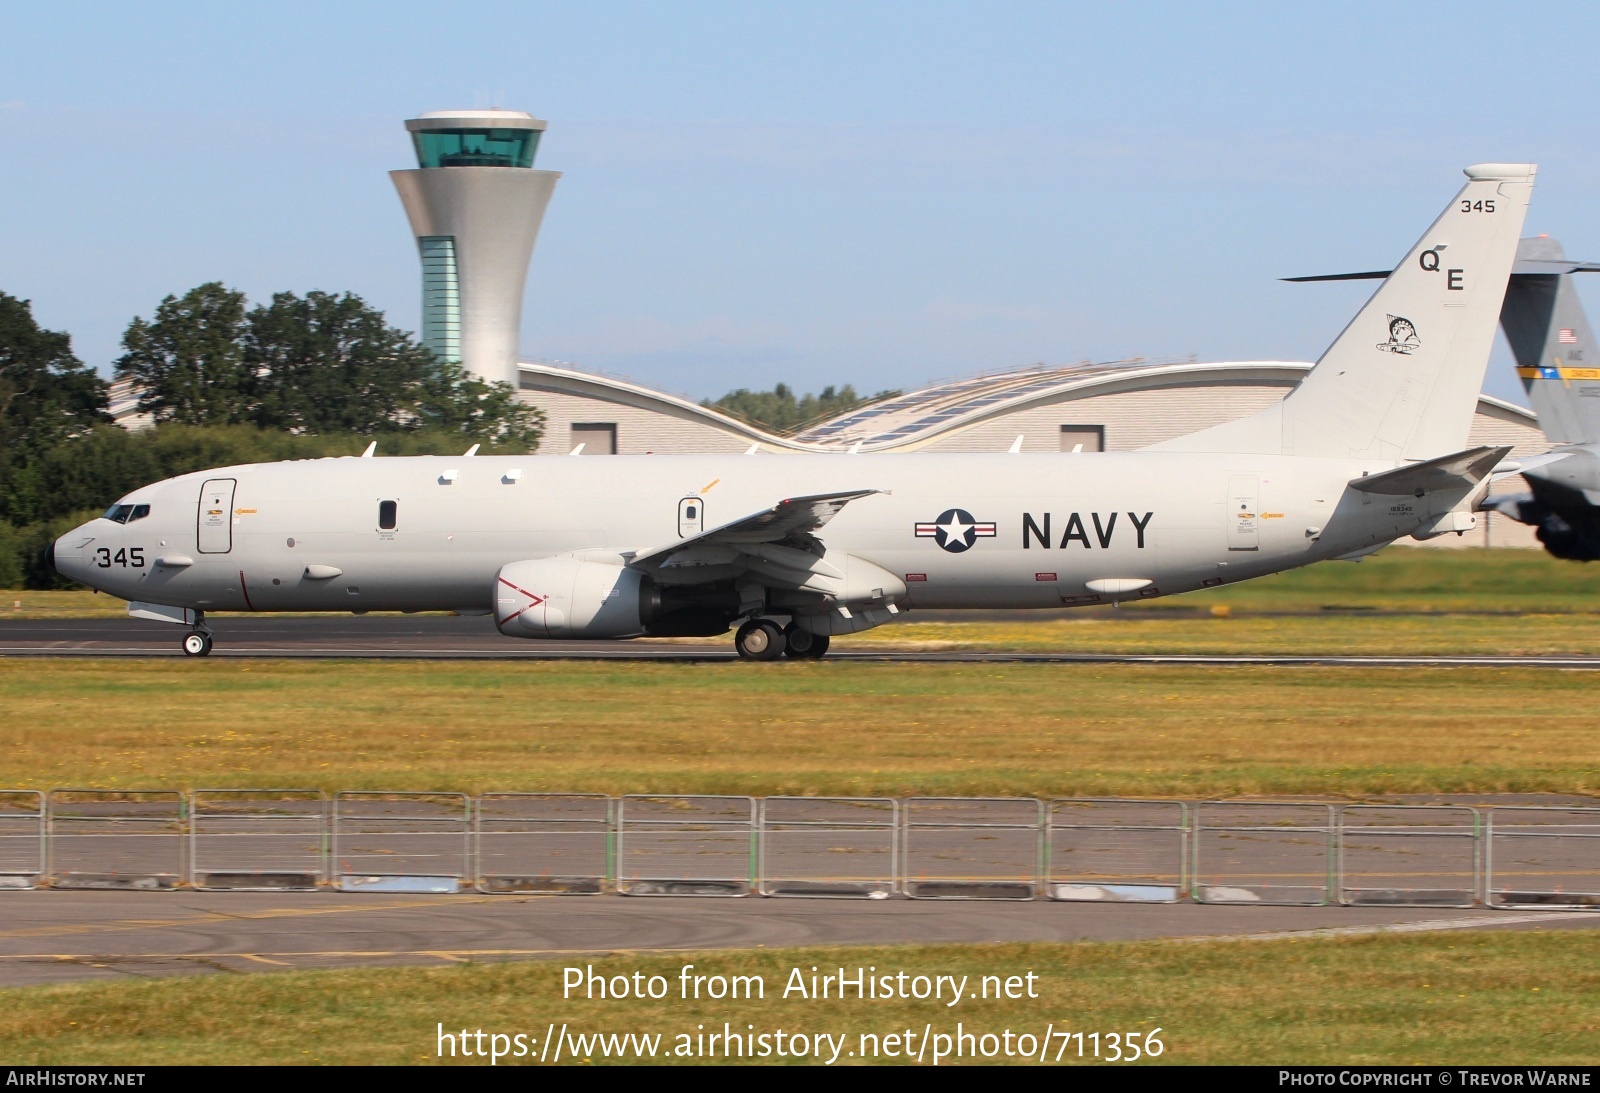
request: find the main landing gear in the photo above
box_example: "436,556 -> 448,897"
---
181,612 -> 214,657
782,622 -> 829,660
733,618 -> 830,661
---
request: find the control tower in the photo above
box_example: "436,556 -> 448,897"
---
391,109 -> 560,388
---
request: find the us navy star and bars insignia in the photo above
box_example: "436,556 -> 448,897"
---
915,508 -> 997,553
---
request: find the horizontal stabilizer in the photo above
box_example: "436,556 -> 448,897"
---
1285,261 -> 1600,283
1514,258 -> 1600,275
1281,270 -> 1391,282
1489,450 -> 1572,482
1349,445 -> 1509,496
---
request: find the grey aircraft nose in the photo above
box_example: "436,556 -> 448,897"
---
43,537 -> 56,576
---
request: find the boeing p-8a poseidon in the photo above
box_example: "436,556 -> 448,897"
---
52,164 -> 1535,659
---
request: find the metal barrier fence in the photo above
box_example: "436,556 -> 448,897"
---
0,791 -> 44,889
1193,802 -> 1335,905
617,796 -> 755,896
191,789 -> 327,891
5,790 -> 1597,907
902,797 -> 1041,899
48,790 -> 185,890
333,792 -> 470,893
475,793 -> 611,894
1338,805 -> 1480,907
1048,799 -> 1186,902
759,797 -> 897,898
1487,807 -> 1600,909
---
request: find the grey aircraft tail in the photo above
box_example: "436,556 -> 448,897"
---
1500,236 -> 1600,446
1153,164 -> 1535,461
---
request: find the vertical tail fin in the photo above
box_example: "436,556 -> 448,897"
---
1156,164 -> 1534,459
1501,236 -> 1600,445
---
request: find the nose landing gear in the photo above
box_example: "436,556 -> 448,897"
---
181,612 -> 214,657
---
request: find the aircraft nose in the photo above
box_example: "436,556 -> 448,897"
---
43,537 -> 56,576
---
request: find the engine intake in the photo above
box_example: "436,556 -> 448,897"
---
494,555 -> 740,639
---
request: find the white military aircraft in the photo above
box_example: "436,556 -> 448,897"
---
52,164 -> 1535,659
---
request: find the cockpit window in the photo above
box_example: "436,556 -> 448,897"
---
102,503 -> 151,524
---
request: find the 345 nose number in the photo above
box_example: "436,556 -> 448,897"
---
94,547 -> 145,568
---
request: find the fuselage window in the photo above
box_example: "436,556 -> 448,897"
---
379,500 -> 398,530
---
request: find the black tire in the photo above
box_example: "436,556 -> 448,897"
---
182,632 -> 213,657
783,625 -> 830,659
734,618 -> 785,661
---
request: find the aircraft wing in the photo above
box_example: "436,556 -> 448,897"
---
1349,446 -> 1510,496
629,489 -> 882,574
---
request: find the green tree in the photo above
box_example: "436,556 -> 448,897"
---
244,290 -> 543,446
1,425 -> 159,527
0,292 -> 109,470
114,282 -> 251,425
245,290 -> 435,433
704,382 -> 896,434
412,361 -> 544,448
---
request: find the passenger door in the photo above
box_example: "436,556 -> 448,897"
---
198,479 -> 237,554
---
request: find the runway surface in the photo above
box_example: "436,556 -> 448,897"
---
0,889 -> 1594,987
2,617 -> 1598,667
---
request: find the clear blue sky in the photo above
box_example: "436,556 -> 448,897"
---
6,0 -> 1600,406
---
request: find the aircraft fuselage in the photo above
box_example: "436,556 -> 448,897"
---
54,450 -> 1446,617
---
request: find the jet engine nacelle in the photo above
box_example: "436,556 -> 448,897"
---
494,554 -> 744,639
494,554 -> 648,639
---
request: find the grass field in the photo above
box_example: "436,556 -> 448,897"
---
2,933 -> 1596,1065
2,658 -> 1595,798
